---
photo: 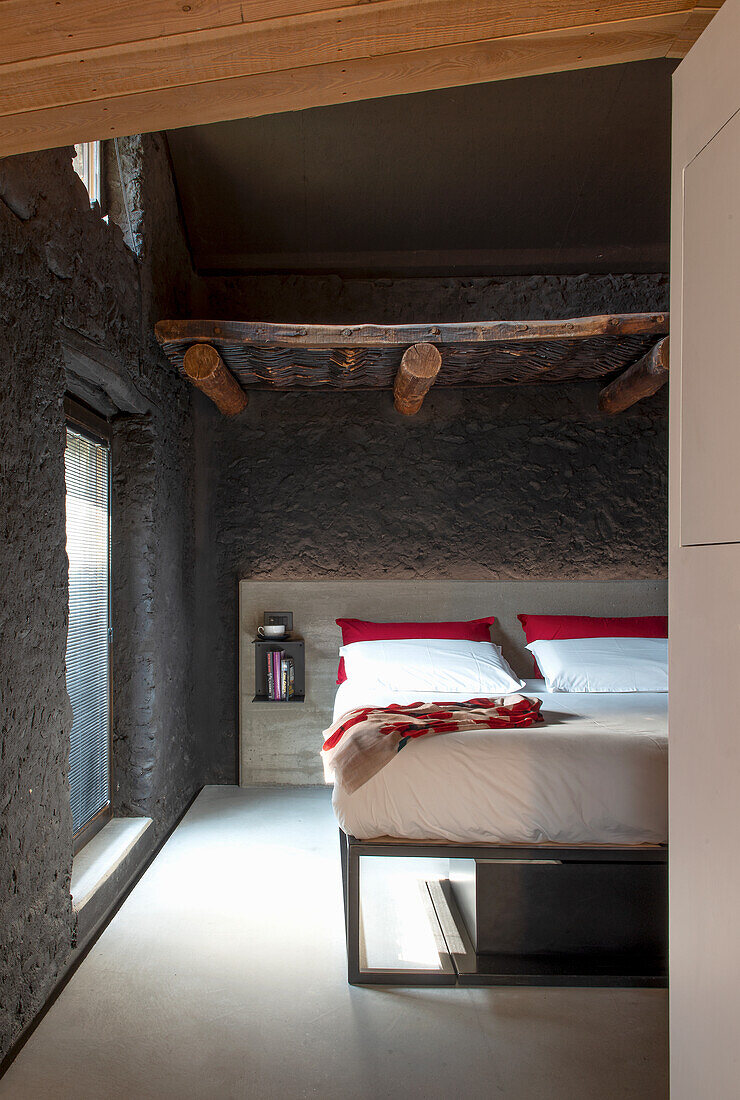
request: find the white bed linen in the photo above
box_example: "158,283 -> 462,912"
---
340,638 -> 524,693
526,636 -> 669,693
330,680 -> 667,845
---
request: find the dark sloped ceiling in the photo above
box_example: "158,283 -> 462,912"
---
167,60 -> 675,277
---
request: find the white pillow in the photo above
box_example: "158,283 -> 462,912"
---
339,638 -> 525,694
526,636 -> 668,693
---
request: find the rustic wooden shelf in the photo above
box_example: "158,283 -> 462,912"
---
156,313 -> 670,416
156,313 -> 668,390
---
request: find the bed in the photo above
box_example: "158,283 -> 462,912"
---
332,680 -> 667,847
237,578 -> 669,986
329,668 -> 667,987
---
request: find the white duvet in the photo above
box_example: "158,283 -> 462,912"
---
330,680 -> 667,845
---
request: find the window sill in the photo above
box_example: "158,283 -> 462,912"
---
71,818 -> 153,943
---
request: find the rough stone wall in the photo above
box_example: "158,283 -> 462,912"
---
202,272 -> 669,324
110,406 -> 199,827
0,138 -> 201,1060
197,273 -> 670,784
0,237 -> 74,1061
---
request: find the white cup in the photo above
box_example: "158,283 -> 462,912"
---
259,624 -> 286,638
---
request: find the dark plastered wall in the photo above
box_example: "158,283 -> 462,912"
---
168,60 -> 675,274
0,137 -> 203,1060
196,273 -> 669,784
203,271 -> 669,325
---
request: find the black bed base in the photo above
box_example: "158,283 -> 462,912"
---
339,829 -> 667,988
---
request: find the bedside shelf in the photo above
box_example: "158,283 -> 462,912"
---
252,638 -> 305,702
252,694 -> 305,704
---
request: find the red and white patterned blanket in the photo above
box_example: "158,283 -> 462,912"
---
321,696 -> 544,793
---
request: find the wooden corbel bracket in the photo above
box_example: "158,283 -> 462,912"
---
393,342 -> 442,415
182,343 -> 248,416
598,336 -> 669,414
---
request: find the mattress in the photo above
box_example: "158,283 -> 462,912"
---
330,680 -> 667,845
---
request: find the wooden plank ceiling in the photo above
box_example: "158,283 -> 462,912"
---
0,0 -> 723,156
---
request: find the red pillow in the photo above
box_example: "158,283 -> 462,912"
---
335,616 -> 496,685
517,614 -> 668,676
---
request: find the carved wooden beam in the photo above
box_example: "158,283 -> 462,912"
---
182,343 -> 248,416
393,342 -> 442,415
598,336 -> 669,414
157,313 -> 668,349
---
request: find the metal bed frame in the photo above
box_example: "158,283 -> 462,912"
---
339,829 -> 668,988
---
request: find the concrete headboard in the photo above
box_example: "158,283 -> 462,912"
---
238,578 -> 667,785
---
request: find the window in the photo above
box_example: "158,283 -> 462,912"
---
65,408 -> 111,846
73,141 -> 101,207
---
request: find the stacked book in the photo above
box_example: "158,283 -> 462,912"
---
266,650 -> 296,701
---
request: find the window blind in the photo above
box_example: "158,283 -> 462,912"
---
65,426 -> 111,836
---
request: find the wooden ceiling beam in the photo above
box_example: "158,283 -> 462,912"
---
0,1 -> 707,116
0,1 -> 723,156
598,336 -> 669,413
0,0 -> 243,65
2,0 -> 716,67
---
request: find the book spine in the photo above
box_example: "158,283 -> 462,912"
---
266,652 -> 274,700
275,651 -> 283,701
288,658 -> 295,700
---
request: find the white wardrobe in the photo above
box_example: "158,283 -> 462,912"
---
670,2 -> 740,1094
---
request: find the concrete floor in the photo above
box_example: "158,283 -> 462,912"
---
1,786 -> 668,1099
